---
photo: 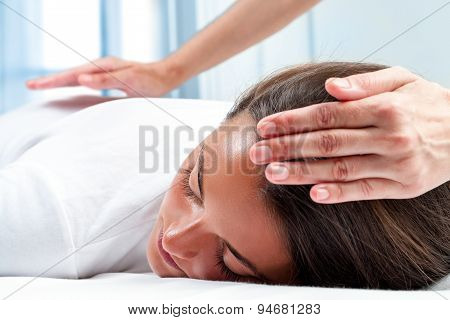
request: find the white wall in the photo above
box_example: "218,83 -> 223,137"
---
194,0 -> 450,101
195,0 -> 312,101
311,0 -> 450,86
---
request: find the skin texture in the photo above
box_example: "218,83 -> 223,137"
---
252,67 -> 450,203
146,114 -> 292,283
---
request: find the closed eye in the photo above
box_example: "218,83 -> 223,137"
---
180,167 -> 202,206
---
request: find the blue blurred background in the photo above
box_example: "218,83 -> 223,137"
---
0,0 -> 449,113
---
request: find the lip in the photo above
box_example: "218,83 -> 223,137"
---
158,229 -> 182,271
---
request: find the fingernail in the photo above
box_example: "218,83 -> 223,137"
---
79,74 -> 92,82
258,121 -> 277,136
252,145 -> 272,163
329,77 -> 351,89
316,188 -> 330,201
267,163 -> 289,180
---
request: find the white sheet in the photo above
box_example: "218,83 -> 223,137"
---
1,273 -> 449,300
0,95 -> 231,279
0,96 -> 448,300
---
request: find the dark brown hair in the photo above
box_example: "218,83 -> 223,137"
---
226,62 -> 450,289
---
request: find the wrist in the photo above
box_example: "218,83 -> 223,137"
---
160,55 -> 193,88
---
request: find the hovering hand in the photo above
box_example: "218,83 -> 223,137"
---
27,56 -> 183,97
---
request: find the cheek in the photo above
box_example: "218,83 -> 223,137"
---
147,172 -> 241,281
189,252 -> 222,280
147,176 -> 186,274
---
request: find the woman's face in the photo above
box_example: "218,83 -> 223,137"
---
147,114 -> 293,284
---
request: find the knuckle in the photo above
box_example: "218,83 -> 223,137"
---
388,129 -> 416,152
391,65 -> 420,82
390,97 -> 405,111
391,65 -> 409,75
400,80 -> 421,92
391,157 -> 427,198
388,133 -> 409,150
300,160 -> 313,176
406,181 -> 425,197
375,103 -> 394,119
318,133 -> 340,156
332,159 -> 351,181
274,137 -> 291,159
274,113 -> 294,135
293,162 -> 309,177
101,56 -> 116,67
376,99 -> 404,123
359,179 -> 374,198
315,104 -> 337,128
96,74 -> 109,85
334,184 -> 345,201
344,102 -> 363,122
351,73 -> 372,89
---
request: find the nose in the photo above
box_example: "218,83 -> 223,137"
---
163,215 -> 210,260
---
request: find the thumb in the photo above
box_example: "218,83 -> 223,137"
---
325,66 -> 419,101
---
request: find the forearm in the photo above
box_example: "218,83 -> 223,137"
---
164,0 -> 319,84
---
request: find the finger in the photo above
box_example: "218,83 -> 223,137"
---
77,69 -> 130,91
309,178 -> 404,203
264,154 -> 391,184
26,57 -> 128,89
325,66 -> 419,101
27,70 -> 83,89
250,128 -> 382,164
257,99 -> 378,138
